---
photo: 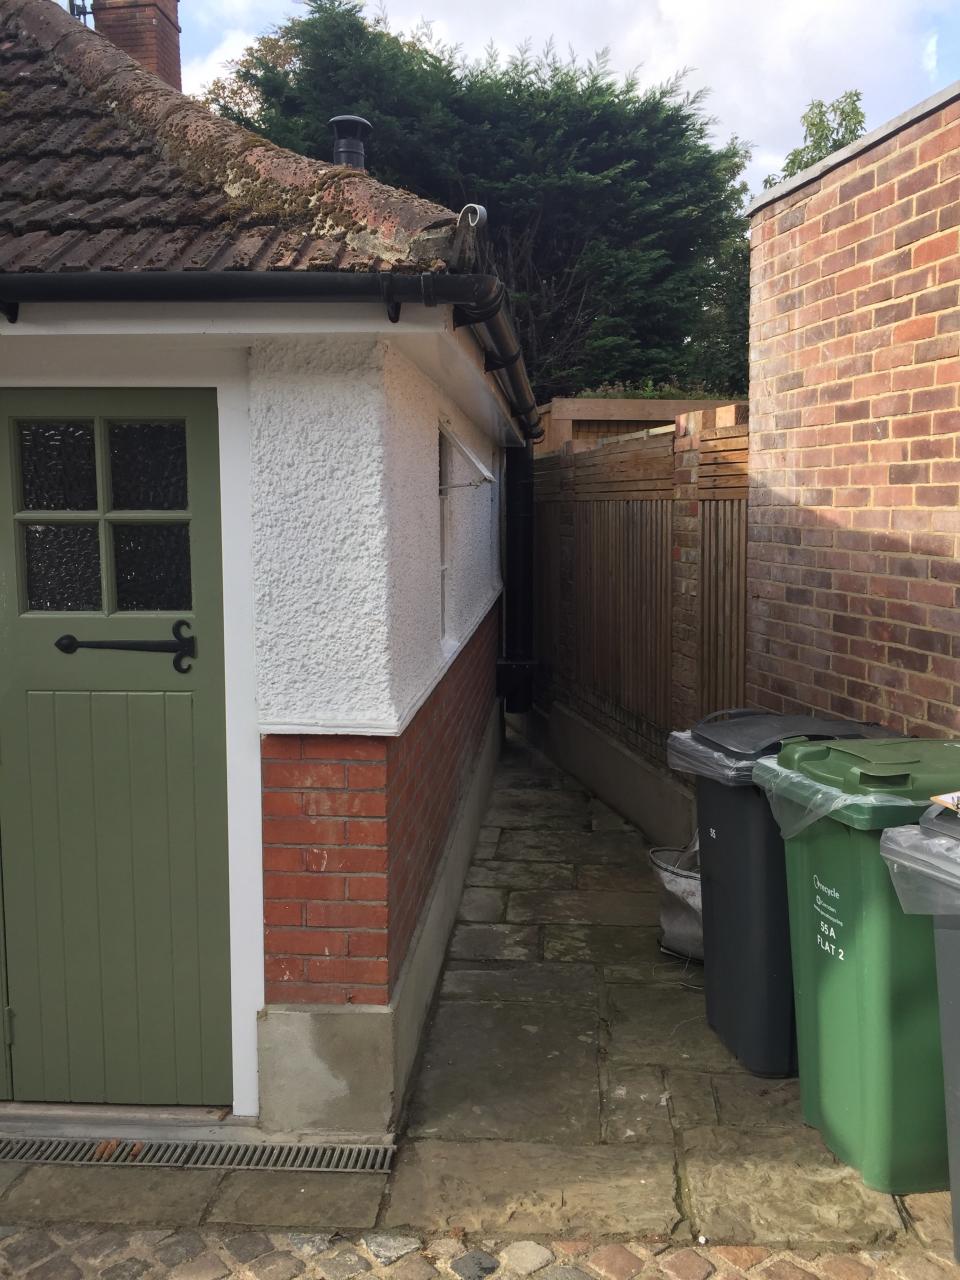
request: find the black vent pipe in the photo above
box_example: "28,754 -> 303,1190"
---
329,115 -> 372,170
498,440 -> 536,711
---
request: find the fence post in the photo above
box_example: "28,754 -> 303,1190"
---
671,410 -> 708,729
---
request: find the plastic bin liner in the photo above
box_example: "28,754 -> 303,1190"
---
880,819 -> 960,915
667,730 -> 762,786
649,835 -> 703,961
752,757 -> 917,840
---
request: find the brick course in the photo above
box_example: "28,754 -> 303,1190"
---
749,99 -> 960,734
261,604 -> 499,1006
92,0 -> 182,90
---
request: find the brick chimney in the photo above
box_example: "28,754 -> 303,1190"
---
91,0 -> 182,90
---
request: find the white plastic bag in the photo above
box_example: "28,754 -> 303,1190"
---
649,835 -> 703,961
753,757 -> 917,839
667,730 -> 758,786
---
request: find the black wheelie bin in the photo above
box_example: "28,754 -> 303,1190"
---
668,709 -> 888,1077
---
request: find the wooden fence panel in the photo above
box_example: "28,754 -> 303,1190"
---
532,404 -> 750,769
700,498 -> 747,714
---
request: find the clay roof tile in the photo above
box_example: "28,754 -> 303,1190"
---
0,0 -> 468,275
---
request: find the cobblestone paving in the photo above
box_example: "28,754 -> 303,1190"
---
0,734 -> 957,1275
0,1225 -> 956,1280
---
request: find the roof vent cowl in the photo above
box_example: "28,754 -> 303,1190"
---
329,116 -> 372,171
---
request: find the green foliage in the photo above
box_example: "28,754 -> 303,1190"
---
765,90 -> 866,189
206,0 -> 750,401
577,380 -> 717,399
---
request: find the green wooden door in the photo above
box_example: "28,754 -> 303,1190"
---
0,389 -> 231,1105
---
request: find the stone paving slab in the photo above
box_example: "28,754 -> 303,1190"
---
0,1165 -> 224,1225
601,1064 -> 674,1143
484,790 -> 591,832
496,832 -> 647,864
458,889 -> 508,923
466,863 -> 576,890
902,1192 -> 955,1259
206,1172 -> 386,1229
491,766 -> 569,792
576,866 -> 657,893
663,1071 -> 720,1128
665,1071 -> 805,1131
448,925 -> 539,962
712,1074 -> 804,1129
406,1004 -> 599,1143
606,985 -> 741,1074
681,1126 -> 904,1246
543,925 -> 664,966
383,1140 -> 680,1235
440,964 -> 598,1007
506,891 -> 658,927
603,956 -> 704,988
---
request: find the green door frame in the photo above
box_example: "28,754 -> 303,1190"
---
0,388 -> 232,1105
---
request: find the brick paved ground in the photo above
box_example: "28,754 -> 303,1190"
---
0,734 -> 956,1276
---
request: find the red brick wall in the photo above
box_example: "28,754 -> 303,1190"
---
261,604 -> 499,1006
749,100 -> 960,734
92,0 -> 181,90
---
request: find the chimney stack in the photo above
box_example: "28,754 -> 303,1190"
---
91,0 -> 182,91
329,116 -> 372,171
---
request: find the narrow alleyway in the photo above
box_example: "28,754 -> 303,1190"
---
386,732 -> 908,1244
0,734 -> 954,1277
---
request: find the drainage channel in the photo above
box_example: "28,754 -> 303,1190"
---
0,1137 -> 394,1173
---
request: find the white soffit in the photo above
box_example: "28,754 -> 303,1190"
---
0,300 -> 524,448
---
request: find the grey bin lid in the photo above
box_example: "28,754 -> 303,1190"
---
880,809 -> 960,915
692,710 -> 886,762
920,804 -> 960,842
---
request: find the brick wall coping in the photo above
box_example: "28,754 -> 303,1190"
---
747,78 -> 960,219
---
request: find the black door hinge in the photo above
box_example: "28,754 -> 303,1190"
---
3,1008 -> 13,1047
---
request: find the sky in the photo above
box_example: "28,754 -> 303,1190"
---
69,0 -> 960,194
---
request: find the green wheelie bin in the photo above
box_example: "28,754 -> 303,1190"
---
754,737 -> 960,1194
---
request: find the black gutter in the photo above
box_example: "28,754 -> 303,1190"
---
0,270 -> 542,441
497,440 -> 537,712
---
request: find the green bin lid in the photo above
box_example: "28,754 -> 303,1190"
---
776,737 -> 960,829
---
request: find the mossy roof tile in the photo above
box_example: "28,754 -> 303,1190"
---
0,0 -> 462,274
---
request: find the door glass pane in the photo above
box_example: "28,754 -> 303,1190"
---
23,524 -> 102,610
113,523 -> 191,611
18,421 -> 97,511
109,422 -> 188,511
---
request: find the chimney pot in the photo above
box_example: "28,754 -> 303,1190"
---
329,116 -> 372,171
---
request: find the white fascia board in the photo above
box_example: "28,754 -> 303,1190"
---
0,299 -> 523,449
0,300 -> 441,338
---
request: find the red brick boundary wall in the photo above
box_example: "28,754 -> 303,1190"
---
261,604 -> 499,1006
749,101 -> 960,734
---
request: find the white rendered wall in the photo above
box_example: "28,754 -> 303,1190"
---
382,346 -> 501,727
252,336 -> 502,735
249,337 -> 394,733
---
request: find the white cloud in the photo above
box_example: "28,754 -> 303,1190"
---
922,30 -> 940,79
182,28 -> 260,96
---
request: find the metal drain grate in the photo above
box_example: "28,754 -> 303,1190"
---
0,1136 -> 394,1173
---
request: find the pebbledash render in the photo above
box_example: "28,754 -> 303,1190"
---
747,84 -> 960,736
0,0 -> 537,1134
